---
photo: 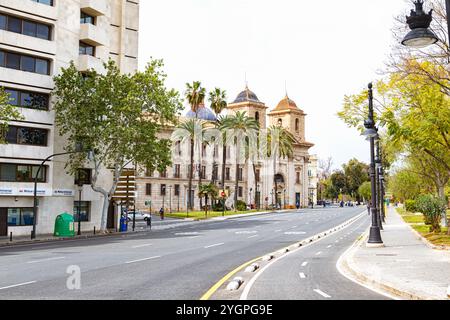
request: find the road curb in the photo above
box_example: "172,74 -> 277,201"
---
404,222 -> 450,251
337,229 -> 441,300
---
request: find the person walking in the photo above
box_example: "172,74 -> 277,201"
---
159,207 -> 165,220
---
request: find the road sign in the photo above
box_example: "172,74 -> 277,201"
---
145,200 -> 152,206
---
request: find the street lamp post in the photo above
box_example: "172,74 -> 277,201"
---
363,83 -> 384,247
77,180 -> 83,236
270,189 -> 274,210
283,189 -> 286,209
375,138 -> 383,231
31,145 -> 89,239
169,185 -> 172,214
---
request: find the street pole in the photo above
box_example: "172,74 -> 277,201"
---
366,83 -> 384,247
375,139 -> 383,231
77,182 -> 82,236
169,185 -> 172,214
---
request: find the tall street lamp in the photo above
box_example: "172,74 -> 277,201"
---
363,83 -> 384,247
169,185 -> 172,214
374,136 -> 383,231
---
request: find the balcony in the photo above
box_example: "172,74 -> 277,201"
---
1,0 -> 57,20
80,23 -> 108,47
80,0 -> 108,17
77,54 -> 105,73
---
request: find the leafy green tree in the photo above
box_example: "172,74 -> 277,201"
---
329,170 -> 347,201
358,181 -> 372,203
53,59 -> 182,231
0,88 -> 23,144
343,158 -> 369,202
221,111 -> 259,210
198,183 -> 218,218
388,169 -> 423,202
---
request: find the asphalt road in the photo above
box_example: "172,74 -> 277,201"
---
242,213 -> 389,300
0,206 -> 378,300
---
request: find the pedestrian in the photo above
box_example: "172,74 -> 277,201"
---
296,202 -> 300,209
159,207 -> 164,220
367,201 -> 371,215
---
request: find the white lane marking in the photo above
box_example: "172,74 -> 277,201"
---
0,281 -> 37,291
301,261 -> 308,267
248,235 -> 258,239
188,236 -> 201,239
291,226 -> 298,229
235,231 -> 257,234
132,243 -> 153,248
314,289 -> 331,298
125,256 -> 161,264
299,272 -> 306,279
284,231 -> 306,235
327,245 -> 332,248
27,257 -> 65,264
175,232 -> 199,236
204,243 -> 224,249
335,240 -> 339,243
315,251 -> 322,256
275,230 -> 282,232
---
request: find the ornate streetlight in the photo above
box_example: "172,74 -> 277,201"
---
402,0 -> 439,48
363,83 -> 384,247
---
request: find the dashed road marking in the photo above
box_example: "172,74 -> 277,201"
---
314,289 -> 331,298
248,235 -> 258,239
301,261 -> 308,267
125,256 -> 161,264
315,251 -> 322,256
132,243 -> 153,248
299,272 -> 306,279
27,257 -> 65,264
204,243 -> 225,249
0,281 -> 37,291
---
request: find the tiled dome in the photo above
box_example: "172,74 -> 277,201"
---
185,105 -> 217,121
233,86 -> 260,104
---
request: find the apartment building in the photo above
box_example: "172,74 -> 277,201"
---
0,0 -> 139,237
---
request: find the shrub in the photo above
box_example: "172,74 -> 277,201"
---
405,200 -> 417,213
212,202 -> 227,212
415,195 -> 447,233
236,200 -> 247,211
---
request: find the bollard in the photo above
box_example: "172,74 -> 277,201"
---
10,232 -> 12,242
94,226 -> 96,235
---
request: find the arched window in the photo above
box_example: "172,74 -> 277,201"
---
278,118 -> 283,126
255,111 -> 260,123
295,119 -> 299,131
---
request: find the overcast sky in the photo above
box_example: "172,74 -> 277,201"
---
138,0 -> 412,169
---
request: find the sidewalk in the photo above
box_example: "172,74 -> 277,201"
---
341,206 -> 450,300
0,209 -> 294,248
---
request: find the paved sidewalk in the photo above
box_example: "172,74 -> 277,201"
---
0,209 -> 294,247
341,206 -> 450,300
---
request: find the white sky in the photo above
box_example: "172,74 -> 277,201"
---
138,0 -> 411,169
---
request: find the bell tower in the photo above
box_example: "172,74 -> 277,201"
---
268,95 -> 306,143
227,86 -> 268,129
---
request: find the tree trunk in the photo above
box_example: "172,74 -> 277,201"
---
437,185 -> 448,228
234,143 -> 240,211
188,138 -> 194,211
222,145 -> 226,204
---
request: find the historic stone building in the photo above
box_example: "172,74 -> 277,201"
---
0,0 -> 139,236
135,86 -> 314,213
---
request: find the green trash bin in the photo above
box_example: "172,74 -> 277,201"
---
54,212 -> 75,237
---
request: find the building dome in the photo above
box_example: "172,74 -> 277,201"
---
273,95 -> 302,112
233,86 -> 261,104
185,105 -> 217,121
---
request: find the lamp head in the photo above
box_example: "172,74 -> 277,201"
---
402,0 -> 438,48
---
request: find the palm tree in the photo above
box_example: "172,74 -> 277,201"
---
172,118 -> 207,211
221,111 -> 259,210
208,88 -> 228,198
185,81 -> 206,209
198,183 -> 219,218
185,81 -> 206,118
267,125 -> 295,208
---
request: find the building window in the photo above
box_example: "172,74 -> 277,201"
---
73,201 -> 90,222
4,88 -> 49,110
212,166 -> 218,181
145,167 -> 153,177
278,119 -> 283,126
255,111 -> 260,123
201,166 -> 206,179
174,184 -> 180,196
202,143 -> 207,157
213,145 -> 218,158
238,187 -> 243,198
160,169 -> 167,178
0,13 -> 51,40
175,141 -> 182,156
225,167 -> 230,181
80,11 -> 95,25
238,167 -> 243,181
161,184 -> 166,196
79,42 -> 95,56
145,184 -> 152,196
187,165 -> 193,179
31,0 -> 54,6
74,169 -> 91,185
7,208 -> 34,226
0,50 -> 50,75
174,164 -> 181,178
226,146 -> 231,160
5,126 -> 48,146
296,172 -> 301,184
0,163 -> 46,182
295,119 -> 300,131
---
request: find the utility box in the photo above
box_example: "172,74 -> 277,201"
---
54,213 -> 75,237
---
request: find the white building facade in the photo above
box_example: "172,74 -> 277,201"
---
0,0 -> 139,236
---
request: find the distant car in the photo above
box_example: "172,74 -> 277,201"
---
125,211 -> 151,222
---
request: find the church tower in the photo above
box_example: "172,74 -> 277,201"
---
227,86 -> 268,129
268,95 -> 306,143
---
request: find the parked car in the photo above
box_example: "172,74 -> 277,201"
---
125,211 -> 151,222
